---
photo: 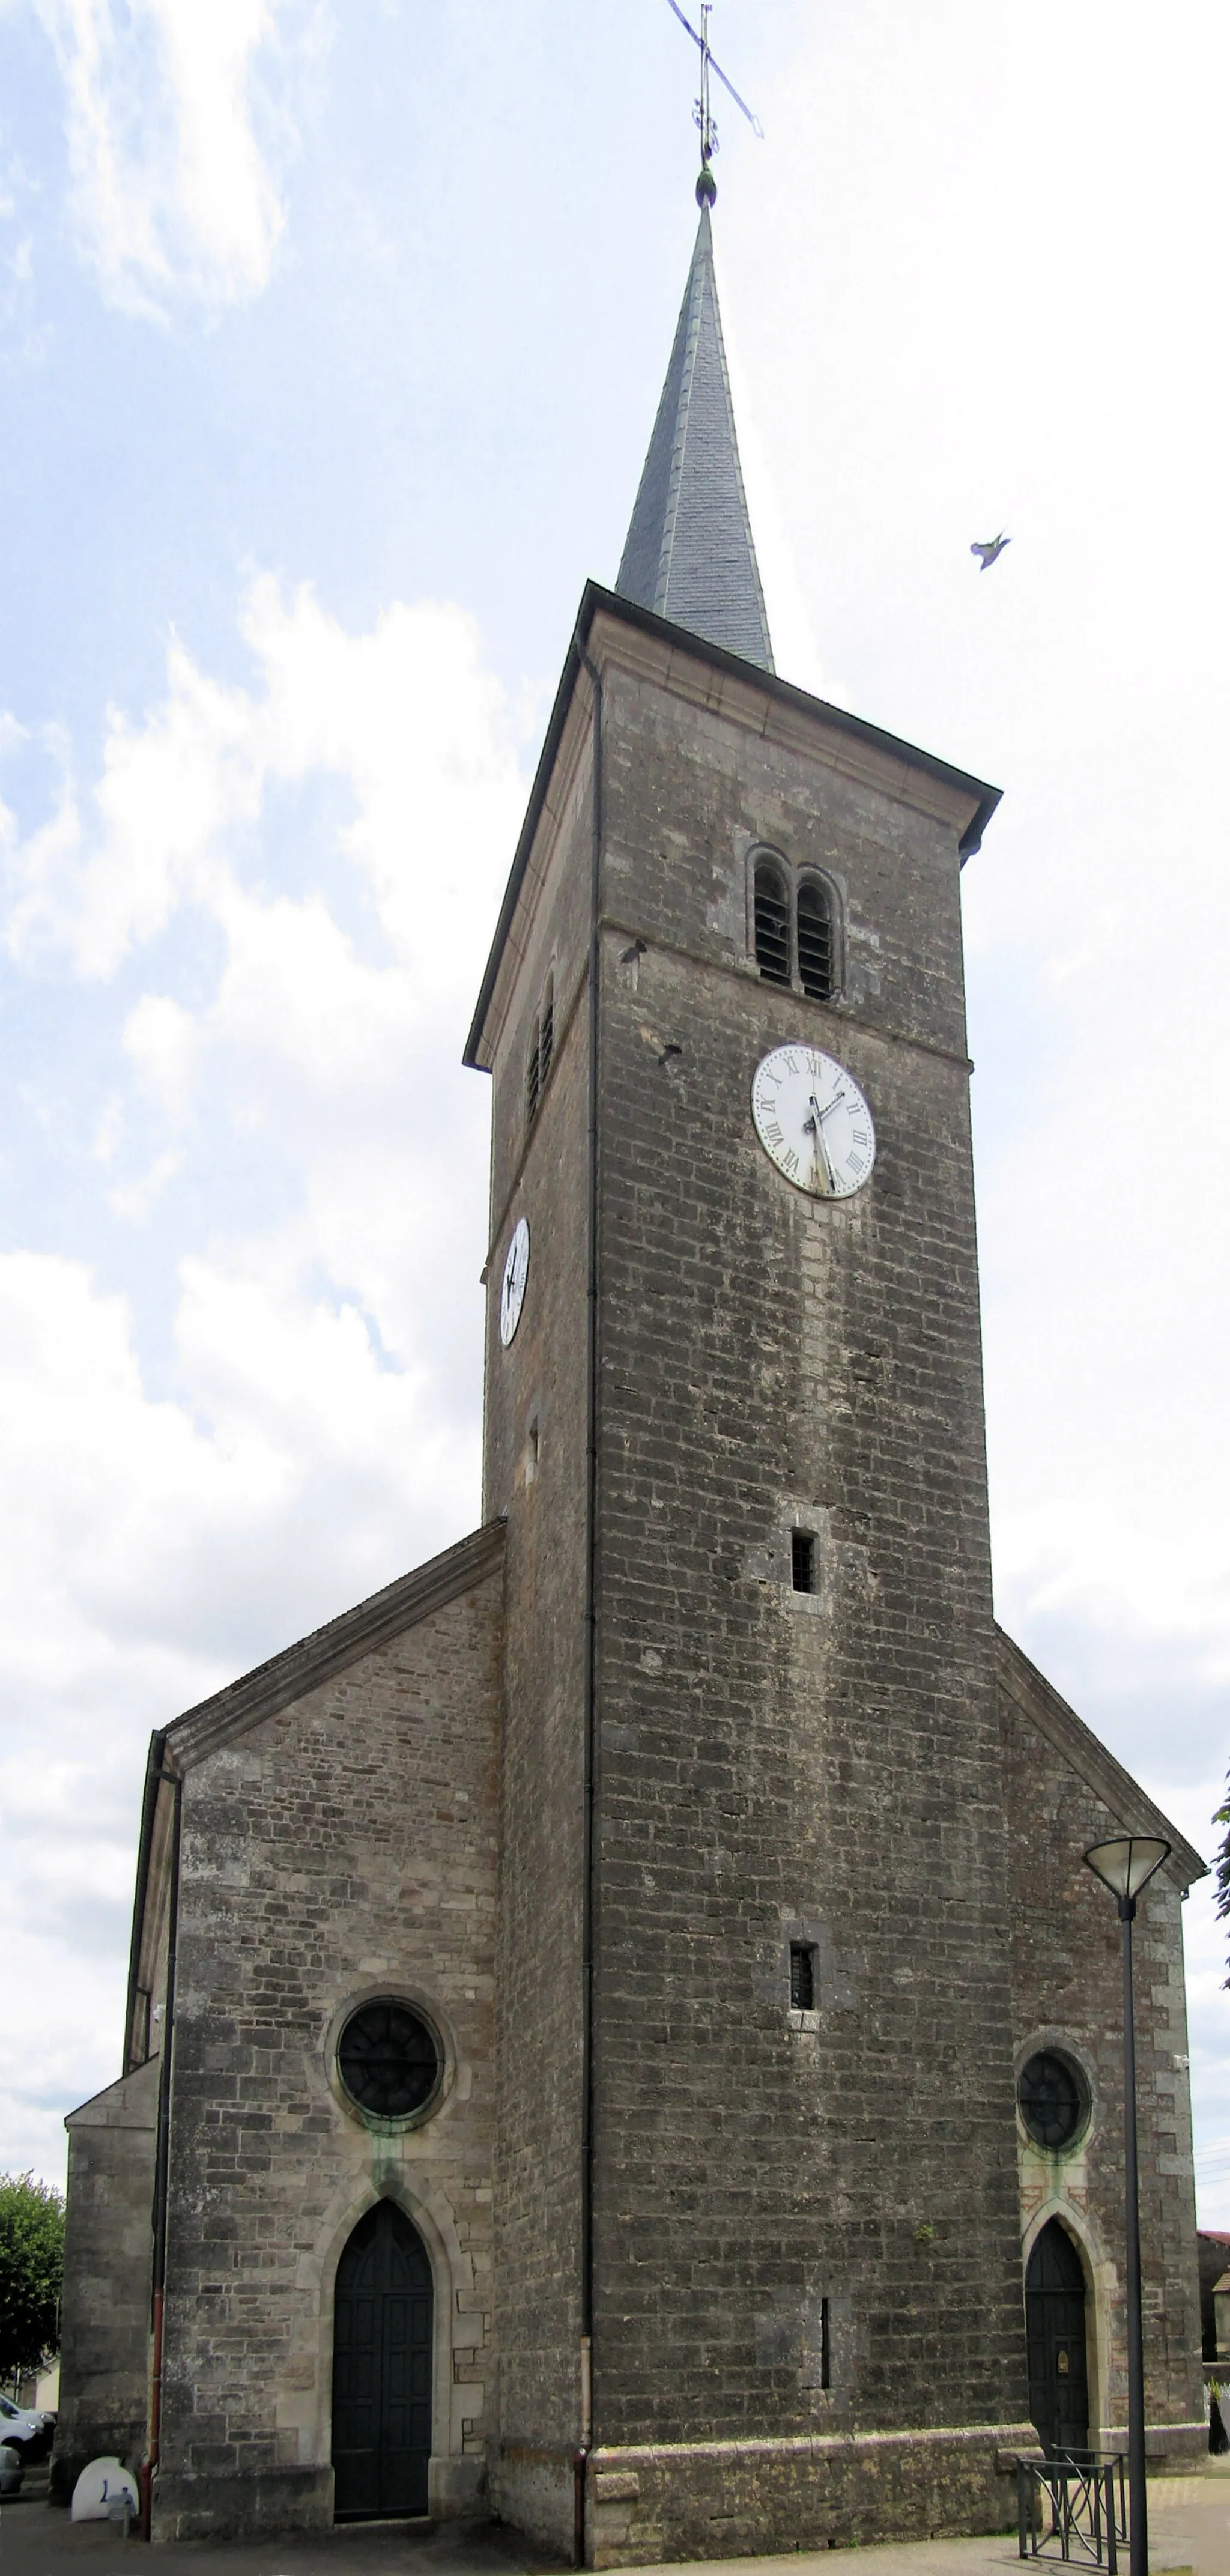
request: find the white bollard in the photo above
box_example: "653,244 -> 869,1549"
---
70,2456 -> 140,2521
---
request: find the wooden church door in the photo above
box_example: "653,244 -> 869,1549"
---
332,2199 -> 433,2520
1026,2219 -> 1089,2458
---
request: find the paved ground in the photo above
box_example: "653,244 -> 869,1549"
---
2,2471 -> 1226,2576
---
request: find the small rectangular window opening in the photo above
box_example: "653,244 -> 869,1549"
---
820,2296 -> 831,2390
790,1942 -> 815,2012
791,1530 -> 816,1593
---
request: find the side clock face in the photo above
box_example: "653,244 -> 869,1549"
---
499,1216 -> 530,1347
751,1044 -> 876,1199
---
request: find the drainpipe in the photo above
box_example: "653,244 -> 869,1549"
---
574,642 -> 603,2570
139,1768 -> 182,2541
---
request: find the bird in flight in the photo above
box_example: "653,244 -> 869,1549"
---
971,533 -> 1010,570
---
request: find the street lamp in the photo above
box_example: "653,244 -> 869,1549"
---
1083,1834 -> 1172,2576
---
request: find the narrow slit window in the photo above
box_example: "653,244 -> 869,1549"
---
791,1530 -> 816,1593
797,880 -> 834,1001
539,977 -> 554,1092
820,2296 -> 831,2390
753,861 -> 791,985
526,1014 -> 541,1124
790,1943 -> 816,2011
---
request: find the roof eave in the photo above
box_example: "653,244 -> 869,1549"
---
123,1728 -> 171,2074
164,1516 -> 507,1773
463,605 -> 592,1070
463,581 -> 1001,1073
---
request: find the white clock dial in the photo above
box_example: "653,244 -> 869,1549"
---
499,1216 -> 530,1347
751,1044 -> 876,1199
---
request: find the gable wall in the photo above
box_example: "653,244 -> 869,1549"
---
999,1675 -> 1204,2464
154,1566 -> 503,2543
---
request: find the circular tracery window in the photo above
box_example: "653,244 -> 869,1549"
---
1018,2050 -> 1088,2151
338,1999 -> 442,2122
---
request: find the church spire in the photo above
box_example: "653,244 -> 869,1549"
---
615,202 -> 774,674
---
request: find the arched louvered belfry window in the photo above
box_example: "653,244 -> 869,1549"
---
525,972 -> 556,1131
796,879 -> 834,1002
525,1011 -> 542,1124
539,974 -> 554,1091
753,859 -> 791,986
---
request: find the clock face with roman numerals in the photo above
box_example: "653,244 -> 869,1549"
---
499,1216 -> 530,1347
751,1045 -> 876,1199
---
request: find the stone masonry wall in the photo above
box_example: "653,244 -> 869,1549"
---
586,2428 -> 1025,2566
154,1568 -> 503,2542
584,638 -> 1031,2478
1000,1667 -> 1205,2465
52,2056 -> 159,2500
482,717 -> 597,2550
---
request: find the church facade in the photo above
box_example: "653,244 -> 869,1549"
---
55,205 -> 1207,2559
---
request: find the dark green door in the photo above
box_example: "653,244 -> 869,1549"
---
1026,2219 -> 1089,2458
332,2201 -> 432,2520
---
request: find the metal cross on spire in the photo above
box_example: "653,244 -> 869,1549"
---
665,0 -> 762,207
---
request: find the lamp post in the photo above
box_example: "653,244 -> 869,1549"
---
1083,1834 -> 1171,2576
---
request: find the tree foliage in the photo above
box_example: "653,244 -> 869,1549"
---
0,2172 -> 64,2380
1216,1775 -> 1230,1986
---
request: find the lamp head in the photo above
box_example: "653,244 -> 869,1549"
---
1083,1835 -> 1171,1915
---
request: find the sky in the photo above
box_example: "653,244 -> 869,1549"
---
0,0 -> 1227,2225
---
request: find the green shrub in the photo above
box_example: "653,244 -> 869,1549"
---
0,2172 -> 65,2381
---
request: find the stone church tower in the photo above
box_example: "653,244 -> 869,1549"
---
54,202 -> 1207,2557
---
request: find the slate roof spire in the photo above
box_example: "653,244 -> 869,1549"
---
616,202 -> 774,674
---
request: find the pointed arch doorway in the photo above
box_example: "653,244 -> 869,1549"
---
1026,2219 -> 1090,2458
332,2199 -> 433,2521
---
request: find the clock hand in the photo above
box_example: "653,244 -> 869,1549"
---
807,1092 -> 838,1193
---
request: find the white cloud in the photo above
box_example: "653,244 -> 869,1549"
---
0,572 -> 525,1390
105,1146 -> 181,1221
34,0 -> 309,312
5,578 -> 520,989
121,992 -> 196,1111
0,576 -> 526,2177
4,644 -> 251,971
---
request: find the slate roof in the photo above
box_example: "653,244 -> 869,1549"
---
616,205 -> 774,673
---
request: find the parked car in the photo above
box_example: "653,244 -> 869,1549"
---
0,2396 -> 54,2461
0,2443 -> 23,2496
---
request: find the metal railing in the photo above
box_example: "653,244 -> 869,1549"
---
1016,2452 -> 1127,2568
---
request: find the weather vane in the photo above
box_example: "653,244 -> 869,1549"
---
665,0 -> 763,207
